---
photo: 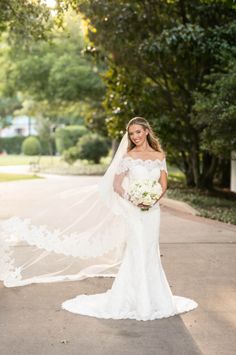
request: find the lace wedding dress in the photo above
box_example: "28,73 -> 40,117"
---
0,133 -> 198,320
62,156 -> 198,320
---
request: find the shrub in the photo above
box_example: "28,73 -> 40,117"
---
63,133 -> 110,164
22,136 -> 41,156
63,146 -> 80,165
55,125 -> 88,154
39,136 -> 56,155
0,136 -> 25,154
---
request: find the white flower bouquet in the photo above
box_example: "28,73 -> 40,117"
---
127,179 -> 163,211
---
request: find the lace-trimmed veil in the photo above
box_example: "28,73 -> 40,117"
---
0,133 -> 129,287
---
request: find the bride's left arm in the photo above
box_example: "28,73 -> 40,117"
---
157,170 -> 168,201
154,156 -> 168,204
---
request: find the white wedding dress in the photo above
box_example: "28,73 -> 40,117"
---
62,156 -> 198,320
0,133 -> 197,321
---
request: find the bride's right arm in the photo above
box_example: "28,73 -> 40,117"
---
113,172 -> 127,199
113,158 -> 129,200
113,173 -> 129,200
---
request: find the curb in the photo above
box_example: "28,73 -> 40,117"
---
160,197 -> 198,216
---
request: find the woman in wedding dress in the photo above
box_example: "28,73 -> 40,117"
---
0,117 -> 198,321
62,116 -> 198,320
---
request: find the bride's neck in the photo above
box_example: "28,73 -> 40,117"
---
134,141 -> 150,152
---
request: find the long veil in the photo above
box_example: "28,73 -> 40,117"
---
0,133 -> 129,287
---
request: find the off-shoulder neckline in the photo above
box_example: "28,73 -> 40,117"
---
123,155 -> 166,163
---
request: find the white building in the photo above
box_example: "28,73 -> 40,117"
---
0,116 -> 38,137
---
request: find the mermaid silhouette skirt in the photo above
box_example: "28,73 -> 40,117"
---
62,204 -> 198,320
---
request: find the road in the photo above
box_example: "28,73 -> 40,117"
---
0,175 -> 235,355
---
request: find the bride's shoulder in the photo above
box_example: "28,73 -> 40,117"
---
122,149 -> 166,161
122,152 -> 133,159
155,150 -> 166,161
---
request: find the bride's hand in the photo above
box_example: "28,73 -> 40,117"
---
122,191 -> 130,201
137,203 -> 150,211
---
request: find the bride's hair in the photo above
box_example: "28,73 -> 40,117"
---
126,117 -> 163,152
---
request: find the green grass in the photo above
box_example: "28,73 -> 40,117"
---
39,155 -> 111,175
0,173 -> 42,182
168,169 -> 186,182
0,154 -> 61,166
0,155 -> 110,175
167,174 -> 236,225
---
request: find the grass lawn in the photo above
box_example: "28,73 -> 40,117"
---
167,173 -> 236,225
0,173 -> 42,182
0,154 -> 110,175
0,154 -> 60,166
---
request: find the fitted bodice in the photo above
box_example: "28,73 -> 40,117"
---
116,156 -> 168,183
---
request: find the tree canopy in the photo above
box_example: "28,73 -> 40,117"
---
1,0 -> 236,188
0,0 -> 50,41
0,8 -> 107,134
70,0 -> 236,188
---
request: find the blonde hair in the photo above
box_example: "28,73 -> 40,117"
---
126,117 -> 163,153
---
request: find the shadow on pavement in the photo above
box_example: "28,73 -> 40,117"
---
0,279 -> 202,355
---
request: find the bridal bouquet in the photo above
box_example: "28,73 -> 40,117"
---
127,179 -> 162,211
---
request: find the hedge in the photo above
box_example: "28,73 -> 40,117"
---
0,136 -> 25,154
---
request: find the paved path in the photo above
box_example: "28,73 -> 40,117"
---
0,176 -> 236,355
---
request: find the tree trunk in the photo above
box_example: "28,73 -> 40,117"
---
112,139 -> 120,158
184,150 -> 219,189
184,157 -> 196,187
182,133 -> 200,187
185,169 -> 195,187
215,158 -> 230,188
191,151 -> 200,187
199,152 -> 219,189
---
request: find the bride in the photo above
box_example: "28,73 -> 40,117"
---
0,117 -> 198,321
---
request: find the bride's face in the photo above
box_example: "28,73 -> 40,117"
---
128,124 -> 148,146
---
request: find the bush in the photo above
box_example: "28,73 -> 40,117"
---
0,136 -> 52,155
22,136 -> 41,156
55,125 -> 88,154
0,136 -> 25,154
39,136 -> 56,155
63,146 -> 80,165
64,133 -> 110,164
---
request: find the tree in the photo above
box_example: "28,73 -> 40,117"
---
193,61 -> 236,158
0,97 -> 21,128
69,0 -> 236,188
0,0 -> 50,132
0,9 -> 108,142
193,59 -> 236,187
63,133 -> 110,164
55,125 -> 88,153
0,0 -> 50,41
4,9 -> 105,101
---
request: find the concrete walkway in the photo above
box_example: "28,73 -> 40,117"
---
0,175 -> 236,355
